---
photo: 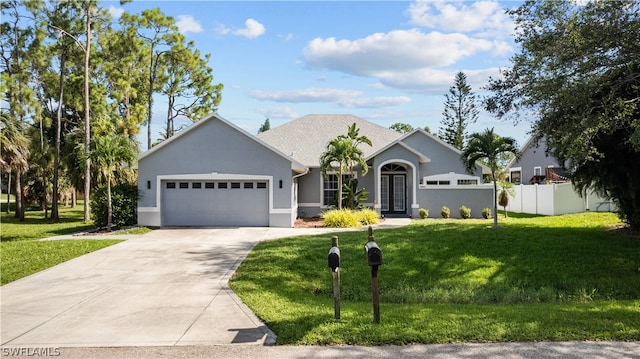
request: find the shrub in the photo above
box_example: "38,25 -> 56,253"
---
321,209 -> 361,228
459,205 -> 471,219
419,208 -> 429,219
356,208 -> 379,225
441,206 -> 450,219
91,183 -> 139,228
482,207 -> 492,219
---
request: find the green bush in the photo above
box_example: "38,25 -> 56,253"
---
441,206 -> 450,219
321,209 -> 361,228
356,208 -> 379,225
90,183 -> 139,228
419,208 -> 429,219
321,208 -> 379,228
459,205 -> 471,219
482,207 -> 492,219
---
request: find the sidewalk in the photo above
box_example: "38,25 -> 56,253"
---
26,341 -> 640,359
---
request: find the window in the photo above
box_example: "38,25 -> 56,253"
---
166,182 -> 176,189
323,174 -> 352,206
244,182 -> 254,189
192,182 -> 202,189
179,182 -> 189,189
218,182 -> 228,189
457,179 -> 478,185
205,182 -> 215,189
534,166 -> 542,176
510,171 -> 521,184
231,182 -> 241,189
257,182 -> 267,189
423,172 -> 480,186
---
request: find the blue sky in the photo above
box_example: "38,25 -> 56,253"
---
109,0 -> 530,147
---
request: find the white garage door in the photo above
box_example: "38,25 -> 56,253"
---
161,180 -> 269,227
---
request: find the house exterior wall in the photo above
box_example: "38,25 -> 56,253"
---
510,138 -> 561,184
297,166 -> 375,218
417,185 -> 494,218
402,131 -> 484,178
137,118 -> 296,227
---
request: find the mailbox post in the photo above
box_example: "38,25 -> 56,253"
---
364,226 -> 382,324
327,235 -> 340,320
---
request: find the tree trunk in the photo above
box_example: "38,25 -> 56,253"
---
14,170 -> 24,221
6,172 -> 11,214
337,171 -> 343,210
52,50 -> 66,222
83,3 -> 92,222
107,176 -> 112,231
146,44 -> 156,150
492,174 -> 498,229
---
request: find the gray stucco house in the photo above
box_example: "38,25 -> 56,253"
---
506,136 -> 569,185
137,113 -> 492,227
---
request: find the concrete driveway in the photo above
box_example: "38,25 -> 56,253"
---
1,227 -> 340,348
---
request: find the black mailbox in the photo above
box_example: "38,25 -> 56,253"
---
364,241 -> 382,266
328,246 -> 340,271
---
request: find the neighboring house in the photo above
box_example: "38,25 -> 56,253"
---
137,113 -> 492,228
506,136 -> 569,185
502,136 -> 615,215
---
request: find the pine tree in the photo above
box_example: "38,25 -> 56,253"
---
438,72 -> 478,149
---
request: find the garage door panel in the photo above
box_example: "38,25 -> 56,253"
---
162,181 -> 269,227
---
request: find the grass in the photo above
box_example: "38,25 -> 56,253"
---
0,203 -> 140,284
229,212 -> 640,345
1,239 -> 123,285
1,203 -> 95,242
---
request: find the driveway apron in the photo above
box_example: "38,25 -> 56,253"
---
0,228 -> 288,348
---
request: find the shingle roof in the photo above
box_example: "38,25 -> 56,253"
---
257,114 -> 402,167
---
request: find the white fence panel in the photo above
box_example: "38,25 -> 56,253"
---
502,183 -> 615,216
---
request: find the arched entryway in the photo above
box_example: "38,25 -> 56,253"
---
380,163 -> 407,215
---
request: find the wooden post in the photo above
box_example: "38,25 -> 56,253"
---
331,235 -> 340,320
371,265 -> 380,324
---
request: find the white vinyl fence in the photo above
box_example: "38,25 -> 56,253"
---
502,182 -> 617,216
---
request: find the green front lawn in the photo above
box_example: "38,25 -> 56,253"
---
229,212 -> 640,344
1,204 -> 126,284
1,239 -> 123,285
1,203 -> 95,242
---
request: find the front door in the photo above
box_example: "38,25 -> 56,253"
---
381,174 -> 406,214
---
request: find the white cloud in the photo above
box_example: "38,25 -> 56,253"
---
406,0 -> 515,38
233,19 -> 265,39
176,15 -> 202,34
303,29 -> 493,76
249,88 -> 362,103
108,5 -> 124,19
255,106 -> 299,120
338,96 -> 411,109
377,67 -> 502,94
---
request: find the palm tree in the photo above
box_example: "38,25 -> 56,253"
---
461,128 -> 519,229
0,112 -> 30,221
89,134 -> 138,230
320,123 -> 372,209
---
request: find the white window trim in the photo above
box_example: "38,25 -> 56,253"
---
420,172 -> 481,187
320,171 -> 358,208
534,166 -> 542,176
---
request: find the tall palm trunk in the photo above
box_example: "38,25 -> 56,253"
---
52,51 -> 66,222
492,173 -> 498,229
107,175 -> 112,231
14,170 -> 24,221
83,2 -> 92,222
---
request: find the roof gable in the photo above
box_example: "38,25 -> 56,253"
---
257,114 -> 402,167
138,113 -> 307,172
